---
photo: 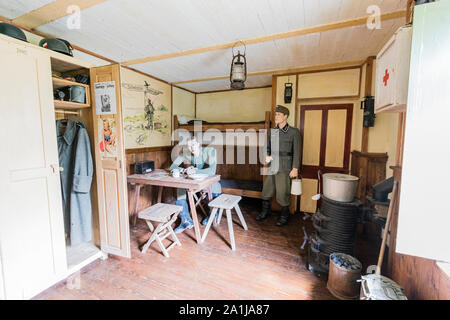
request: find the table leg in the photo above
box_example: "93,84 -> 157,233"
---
207,186 -> 213,201
133,184 -> 141,227
157,186 -> 163,203
187,190 -> 201,244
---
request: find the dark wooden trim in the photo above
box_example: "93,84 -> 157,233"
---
295,73 -> 299,128
319,108 -> 329,168
301,165 -> 348,178
299,104 -> 354,177
271,75 -> 277,123
297,95 -> 360,102
125,146 -> 172,154
221,188 -> 262,199
343,103 -> 353,171
364,56 -> 376,96
275,64 -> 363,78
296,65 -> 361,76
301,104 -> 354,111
351,150 -> 389,159
361,56 -> 376,153
196,85 -> 272,95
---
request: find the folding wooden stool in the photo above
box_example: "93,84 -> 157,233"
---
201,194 -> 248,250
138,203 -> 183,257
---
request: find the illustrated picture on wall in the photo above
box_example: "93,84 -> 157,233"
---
98,118 -> 117,157
121,67 -> 172,149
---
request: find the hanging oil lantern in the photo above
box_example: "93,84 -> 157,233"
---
284,79 -> 293,103
230,41 -> 247,90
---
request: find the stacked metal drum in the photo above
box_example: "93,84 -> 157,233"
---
308,173 -> 362,274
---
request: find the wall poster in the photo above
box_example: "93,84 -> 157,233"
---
94,81 -> 117,115
120,67 -> 172,149
98,118 -> 118,158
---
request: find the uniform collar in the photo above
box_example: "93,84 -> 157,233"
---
276,123 -> 290,133
57,119 -> 77,145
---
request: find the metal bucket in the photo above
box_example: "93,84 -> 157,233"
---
69,85 -> 86,104
327,253 -> 362,300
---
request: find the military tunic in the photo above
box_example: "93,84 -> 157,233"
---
261,123 -> 301,207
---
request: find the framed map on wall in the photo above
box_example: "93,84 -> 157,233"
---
120,67 -> 172,149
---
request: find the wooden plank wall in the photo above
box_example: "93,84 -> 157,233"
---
125,148 -> 176,215
212,145 -> 263,182
387,167 -> 450,300
350,151 -> 388,203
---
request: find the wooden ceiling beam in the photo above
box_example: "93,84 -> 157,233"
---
122,10 -> 406,66
12,0 -> 107,30
169,60 -> 365,85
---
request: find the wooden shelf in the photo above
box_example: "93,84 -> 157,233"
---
52,77 -> 89,90
52,77 -> 91,107
54,100 -> 90,110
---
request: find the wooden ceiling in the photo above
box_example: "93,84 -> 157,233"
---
0,0 -> 408,93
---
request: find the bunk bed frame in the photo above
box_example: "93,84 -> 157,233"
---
173,111 -> 272,199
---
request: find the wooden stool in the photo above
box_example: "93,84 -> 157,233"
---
138,203 -> 183,257
201,194 -> 248,250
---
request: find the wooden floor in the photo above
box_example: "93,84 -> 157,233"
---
34,198 -> 378,300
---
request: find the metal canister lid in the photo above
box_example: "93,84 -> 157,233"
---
323,173 -> 359,181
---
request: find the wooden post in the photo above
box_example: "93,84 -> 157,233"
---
361,56 -> 375,153
376,181 -> 399,275
406,0 -> 415,25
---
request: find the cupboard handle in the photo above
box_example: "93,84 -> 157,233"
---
50,164 -> 64,174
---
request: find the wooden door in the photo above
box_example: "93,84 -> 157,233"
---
90,65 -> 131,258
0,43 -> 67,299
299,104 -> 353,213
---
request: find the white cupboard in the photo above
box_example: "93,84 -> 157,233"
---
0,33 -> 131,299
396,1 -> 450,262
375,26 -> 412,113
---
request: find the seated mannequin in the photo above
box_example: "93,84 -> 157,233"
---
170,135 -> 222,233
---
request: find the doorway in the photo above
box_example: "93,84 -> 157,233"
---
298,104 -> 353,213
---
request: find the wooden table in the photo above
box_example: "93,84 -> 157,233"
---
127,170 -> 220,244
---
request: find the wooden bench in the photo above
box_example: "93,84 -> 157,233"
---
201,194 -> 248,250
138,203 -> 183,257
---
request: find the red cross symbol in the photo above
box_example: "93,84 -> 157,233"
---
383,69 -> 390,87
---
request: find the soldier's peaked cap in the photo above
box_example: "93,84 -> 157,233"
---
276,105 -> 290,117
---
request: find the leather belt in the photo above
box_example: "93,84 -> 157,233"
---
279,152 -> 293,157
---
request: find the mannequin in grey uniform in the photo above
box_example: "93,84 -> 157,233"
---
257,105 -> 301,226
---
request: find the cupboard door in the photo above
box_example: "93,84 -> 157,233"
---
0,45 -> 67,299
90,65 -> 131,258
396,1 -> 450,262
0,255 -> 4,300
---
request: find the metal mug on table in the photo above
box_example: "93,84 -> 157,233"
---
171,168 -> 180,178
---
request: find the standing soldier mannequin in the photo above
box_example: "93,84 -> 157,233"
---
257,105 -> 301,226
144,97 -> 155,130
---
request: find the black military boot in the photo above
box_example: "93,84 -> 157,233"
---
256,199 -> 271,221
276,206 -> 290,226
